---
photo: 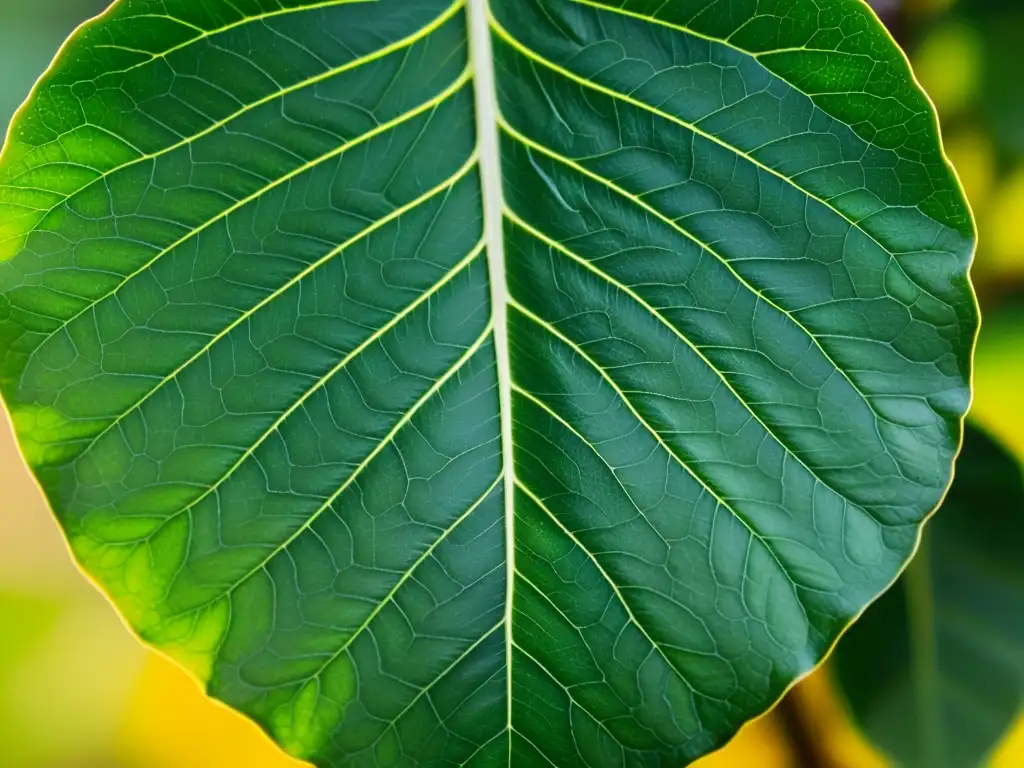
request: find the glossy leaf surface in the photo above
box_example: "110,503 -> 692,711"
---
0,0 -> 976,765
834,423 -> 1024,768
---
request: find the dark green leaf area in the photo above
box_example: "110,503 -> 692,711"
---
0,0 -> 976,766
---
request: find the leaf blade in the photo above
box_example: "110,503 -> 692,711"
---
0,0 -> 976,765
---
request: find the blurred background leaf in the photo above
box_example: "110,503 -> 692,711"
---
833,424 -> 1024,767
906,0 -> 1024,297
0,1 -> 108,125
2,0 -> 1024,766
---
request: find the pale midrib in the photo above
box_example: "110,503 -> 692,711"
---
0,2 -> 971,765
467,0 -> 516,752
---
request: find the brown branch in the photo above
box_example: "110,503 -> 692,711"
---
775,692 -> 839,768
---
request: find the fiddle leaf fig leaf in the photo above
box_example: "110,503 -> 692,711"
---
0,0 -> 976,765
833,423 -> 1024,768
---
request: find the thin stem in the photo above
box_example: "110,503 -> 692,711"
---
906,528 -> 941,768
775,691 -> 838,768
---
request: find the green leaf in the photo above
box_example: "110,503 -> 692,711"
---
0,0 -> 976,764
946,2 -> 1024,159
833,423 -> 1024,768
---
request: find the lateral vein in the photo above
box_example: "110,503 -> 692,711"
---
503,208 -> 854,510
70,139 -> 478,461
151,239 -> 487,533
166,323 -> 495,618
508,297 -> 802,598
514,481 -> 700,695
498,116 -> 883,427
2,1 -> 467,230
306,474 -> 503,681
22,61 -> 472,358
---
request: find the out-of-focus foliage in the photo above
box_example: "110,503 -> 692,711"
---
910,0 -> 1024,291
834,424 -> 1024,767
0,2 -> 101,125
0,0 -> 1022,766
826,3 -> 1024,759
971,307 -> 1024,460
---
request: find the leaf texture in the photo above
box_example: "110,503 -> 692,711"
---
0,0 -> 976,765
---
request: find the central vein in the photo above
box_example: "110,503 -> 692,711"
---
465,0 -> 516,740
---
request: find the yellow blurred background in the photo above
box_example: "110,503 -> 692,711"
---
1,0 -> 1023,765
